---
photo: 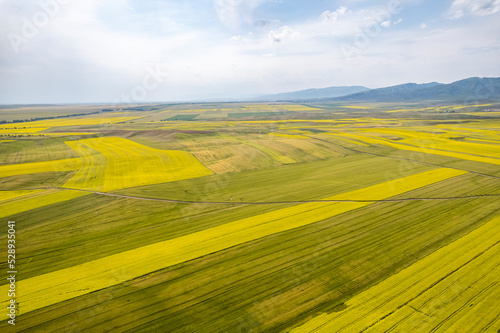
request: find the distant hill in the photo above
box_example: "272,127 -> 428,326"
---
329,82 -> 443,101
255,77 -> 500,103
259,86 -> 370,101
329,77 -> 500,102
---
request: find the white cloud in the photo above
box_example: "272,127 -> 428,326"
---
0,0 -> 212,102
301,4 -> 406,40
229,34 -> 243,41
381,21 -> 391,28
268,25 -> 301,44
320,6 -> 348,23
446,0 -> 500,19
1,0 -> 500,103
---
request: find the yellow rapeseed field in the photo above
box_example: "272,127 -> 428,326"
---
0,158 -> 83,178
385,139 -> 500,165
290,214 -> 500,333
0,190 -> 89,219
0,127 -> 49,134
63,137 -> 213,191
340,106 -> 371,109
325,168 -> 466,200
385,109 -> 413,113
437,124 -> 500,136
0,117 -> 143,129
0,190 -> 43,202
0,167 -> 464,316
339,130 -> 500,165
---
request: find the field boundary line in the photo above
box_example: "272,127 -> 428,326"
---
49,187 -> 500,205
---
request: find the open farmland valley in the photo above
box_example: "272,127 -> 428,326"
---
0,102 -> 499,332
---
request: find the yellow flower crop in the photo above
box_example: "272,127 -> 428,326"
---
0,158 -> 82,178
63,137 -> 213,191
290,214 -> 500,333
0,190 -> 89,219
0,168 -> 464,316
0,190 -> 43,202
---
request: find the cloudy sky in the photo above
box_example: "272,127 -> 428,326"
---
1,0 -> 499,104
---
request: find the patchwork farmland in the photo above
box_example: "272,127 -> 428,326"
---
1,102 -> 500,332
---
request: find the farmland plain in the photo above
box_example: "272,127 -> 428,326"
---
0,102 -> 499,332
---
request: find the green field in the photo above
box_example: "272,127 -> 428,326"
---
1,102 -> 499,332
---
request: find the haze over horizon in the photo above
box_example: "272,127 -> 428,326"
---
1,0 -> 500,104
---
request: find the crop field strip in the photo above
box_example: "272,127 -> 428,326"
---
325,127 -> 500,166
0,189 -> 43,202
0,190 -> 89,219
1,195 -> 291,281
366,244 -> 500,332
389,173 -> 500,199
4,188 -> 498,332
290,214 -> 500,333
0,137 -> 80,164
0,127 -> 50,134
62,137 -> 214,191
298,130 -> 500,180
374,138 -> 500,166
360,127 -> 500,158
0,168 -> 465,318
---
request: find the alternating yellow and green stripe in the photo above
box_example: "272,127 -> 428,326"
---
0,168 -> 465,316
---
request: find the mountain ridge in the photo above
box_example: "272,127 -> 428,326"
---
257,77 -> 500,103
329,77 -> 500,102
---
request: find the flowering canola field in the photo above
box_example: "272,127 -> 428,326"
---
63,137 -> 214,191
1,103 -> 500,332
291,214 -> 500,333
0,167 -> 464,316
